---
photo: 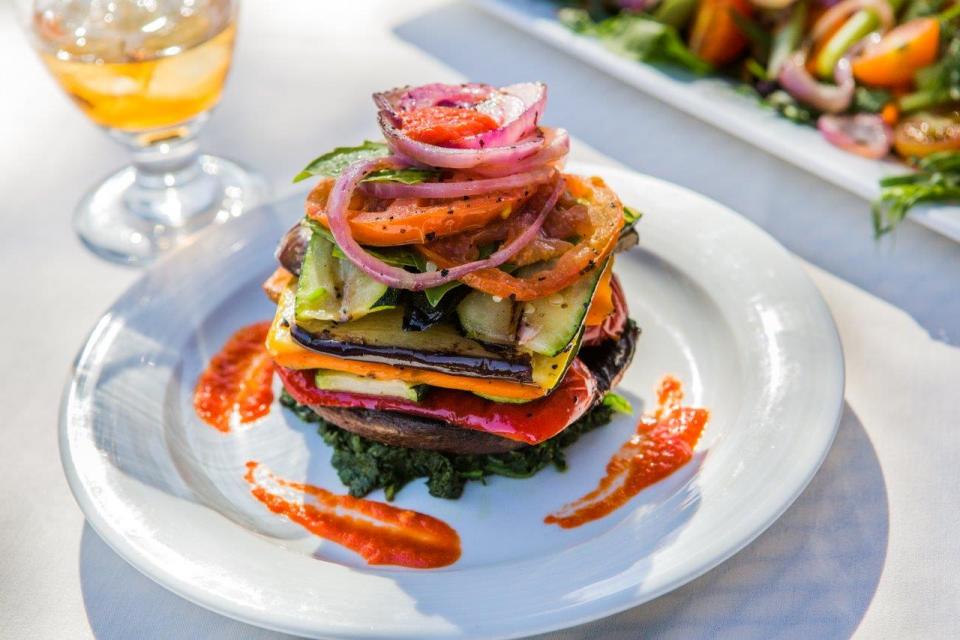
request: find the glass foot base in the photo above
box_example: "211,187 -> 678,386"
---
74,155 -> 269,266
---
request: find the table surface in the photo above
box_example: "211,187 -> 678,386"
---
2,1 -> 959,639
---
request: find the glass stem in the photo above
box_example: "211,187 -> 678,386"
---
114,116 -> 220,227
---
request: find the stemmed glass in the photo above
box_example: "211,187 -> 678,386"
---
19,0 -> 267,265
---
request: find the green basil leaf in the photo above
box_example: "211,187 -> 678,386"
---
602,392 -> 633,415
362,168 -> 441,184
293,141 -> 389,183
424,281 -> 463,307
305,220 -> 426,270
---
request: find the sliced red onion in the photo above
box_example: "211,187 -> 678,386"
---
778,51 -> 855,114
470,128 -> 570,177
817,113 -> 892,159
327,158 -> 563,290
448,82 -> 547,150
379,111 -> 546,169
811,0 -> 894,43
373,83 -> 493,113
360,166 -> 555,200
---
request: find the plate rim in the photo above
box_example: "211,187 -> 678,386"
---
59,162 -> 845,639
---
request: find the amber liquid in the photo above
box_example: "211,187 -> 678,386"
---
33,4 -> 235,132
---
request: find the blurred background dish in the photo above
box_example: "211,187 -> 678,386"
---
471,0 -> 960,243
20,0 -> 267,265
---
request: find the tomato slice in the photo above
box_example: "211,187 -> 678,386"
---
853,18 -> 940,87
306,178 -> 531,246
689,0 -> 752,66
893,110 -> 960,158
418,175 -> 624,302
400,106 -> 499,146
277,359 -> 598,445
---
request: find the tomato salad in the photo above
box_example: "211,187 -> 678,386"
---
559,0 -> 960,234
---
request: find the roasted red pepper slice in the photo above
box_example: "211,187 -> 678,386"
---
277,359 -> 598,445
583,274 -> 628,347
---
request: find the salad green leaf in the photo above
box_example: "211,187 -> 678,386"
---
761,90 -> 818,125
729,10 -> 771,62
873,151 -> 960,236
900,31 -> 960,113
854,87 -> 893,114
559,8 -> 712,75
293,141 -> 389,183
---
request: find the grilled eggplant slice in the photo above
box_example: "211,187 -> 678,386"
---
292,307 -> 534,381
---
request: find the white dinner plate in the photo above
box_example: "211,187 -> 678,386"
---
60,162 -> 844,639
470,0 -> 960,244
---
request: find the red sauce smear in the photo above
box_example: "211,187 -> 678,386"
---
276,359 -> 598,445
245,461 -> 461,569
545,375 -> 709,529
194,322 -> 275,432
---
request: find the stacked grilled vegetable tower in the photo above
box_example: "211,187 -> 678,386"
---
264,82 -> 641,499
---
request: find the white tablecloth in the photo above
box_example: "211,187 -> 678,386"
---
2,1 -> 959,638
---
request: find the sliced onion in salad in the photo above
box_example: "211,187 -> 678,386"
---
811,0 -> 894,43
778,51 -> 855,113
327,157 -> 563,290
360,166 -> 556,200
818,113 -> 893,159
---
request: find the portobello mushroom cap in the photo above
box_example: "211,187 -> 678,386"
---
293,323 -> 638,455
276,222 -> 311,276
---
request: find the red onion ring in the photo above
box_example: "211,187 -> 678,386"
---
373,83 -> 493,113
817,113 -> 892,159
360,166 -> 556,200
379,111 -> 547,169
470,128 -> 570,177
811,0 -> 894,43
448,82 -> 547,150
327,158 -> 563,290
778,51 -> 855,113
